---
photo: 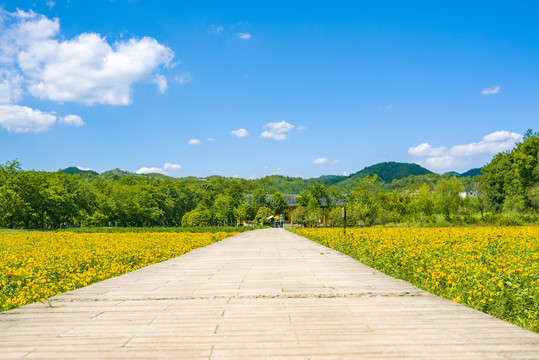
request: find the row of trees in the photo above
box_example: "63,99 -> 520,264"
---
1,132 -> 537,229
289,131 -> 538,227
0,161 -> 290,229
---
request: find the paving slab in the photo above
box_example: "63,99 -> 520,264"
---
1,228 -> 539,359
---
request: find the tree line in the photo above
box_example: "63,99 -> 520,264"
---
0,131 -> 537,229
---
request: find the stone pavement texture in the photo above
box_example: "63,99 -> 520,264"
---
1,229 -> 539,359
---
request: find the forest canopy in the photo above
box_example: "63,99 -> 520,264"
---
0,132 -> 537,229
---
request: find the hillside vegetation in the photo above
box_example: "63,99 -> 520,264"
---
1,131 -> 537,229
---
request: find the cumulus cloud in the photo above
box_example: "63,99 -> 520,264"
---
77,166 -> 93,171
59,114 -> 85,127
409,130 -> 523,171
450,131 -> 522,156
136,162 -> 182,175
231,128 -> 249,138
482,85 -> 500,95
313,158 -> 329,164
237,32 -> 252,39
175,72 -> 192,84
408,143 -> 446,157
163,162 -> 182,171
0,105 -> 85,133
136,167 -> 165,175
0,9 -> 174,106
260,121 -> 294,140
313,157 -> 340,165
0,69 -> 23,104
188,138 -> 201,145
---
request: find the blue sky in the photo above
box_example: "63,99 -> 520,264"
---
0,1 -> 537,178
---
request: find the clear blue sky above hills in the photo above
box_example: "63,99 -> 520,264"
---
0,0 -> 537,178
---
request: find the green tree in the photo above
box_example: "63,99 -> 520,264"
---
254,206 -> 273,225
269,192 -> 287,214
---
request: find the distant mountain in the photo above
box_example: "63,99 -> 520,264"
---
354,162 -> 434,182
331,162 -> 434,191
59,161 -> 475,192
61,167 -> 98,176
97,169 -> 135,180
444,171 -> 461,177
459,168 -> 481,177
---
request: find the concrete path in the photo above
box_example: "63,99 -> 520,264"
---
1,228 -> 539,359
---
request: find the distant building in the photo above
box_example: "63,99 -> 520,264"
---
244,194 -> 346,225
459,189 -> 477,198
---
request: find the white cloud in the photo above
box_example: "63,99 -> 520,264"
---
343,171 -> 349,176
450,131 -> 522,156
0,104 -> 84,133
408,143 -> 446,157
313,157 -> 339,165
313,157 -> 329,164
175,72 -> 192,84
297,125 -> 307,131
409,130 -> 523,171
154,74 -> 168,94
482,85 -> 500,95
0,69 -> 23,104
47,1 -> 55,9
238,32 -> 251,39
163,162 -> 182,172
136,167 -> 166,175
136,162 -> 182,175
0,104 -> 56,133
260,121 -> 294,140
188,138 -> 201,145
0,10 -> 174,106
60,114 -> 85,127
77,166 -> 93,171
483,130 -> 521,143
419,156 -> 469,170
231,128 -> 249,138
207,137 -> 215,141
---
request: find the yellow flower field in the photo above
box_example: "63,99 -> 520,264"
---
0,231 -> 235,312
292,226 -> 539,333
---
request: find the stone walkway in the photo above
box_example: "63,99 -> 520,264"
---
1,228 -> 539,359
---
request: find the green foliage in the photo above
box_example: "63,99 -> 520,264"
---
480,131 -> 539,214
269,192 -> 287,214
290,206 -> 322,227
254,206 -> 273,225
337,162 -> 434,190
1,133 -> 537,230
60,167 -> 98,176
181,208 -> 212,227
59,226 -> 253,233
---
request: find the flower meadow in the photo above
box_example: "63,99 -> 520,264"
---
0,231 -> 235,312
292,226 -> 539,333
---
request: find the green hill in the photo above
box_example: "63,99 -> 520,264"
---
59,161 -> 439,192
60,167 -> 98,176
97,169 -> 135,180
336,162 -> 434,190
459,168 -> 481,177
